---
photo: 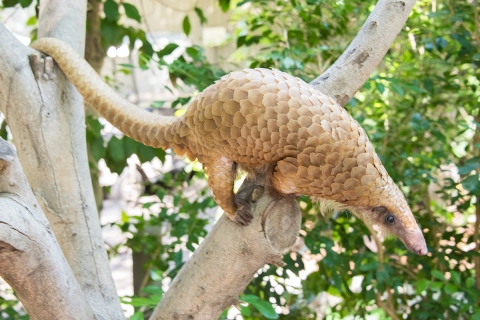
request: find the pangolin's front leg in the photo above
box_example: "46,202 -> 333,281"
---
204,157 -> 253,225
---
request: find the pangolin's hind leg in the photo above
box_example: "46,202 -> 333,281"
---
205,157 -> 253,225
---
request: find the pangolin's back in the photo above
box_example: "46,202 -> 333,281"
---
184,68 -> 376,168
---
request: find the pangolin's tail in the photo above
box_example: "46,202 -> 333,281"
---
30,37 -> 181,151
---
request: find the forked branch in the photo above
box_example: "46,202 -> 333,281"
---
0,138 -> 95,319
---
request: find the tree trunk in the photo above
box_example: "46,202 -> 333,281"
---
0,0 -> 124,317
0,138 -> 95,319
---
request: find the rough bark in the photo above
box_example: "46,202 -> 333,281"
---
150,0 -> 418,318
0,5 -> 124,319
85,0 -> 106,73
85,0 -> 107,213
151,178 -> 302,319
310,0 -> 417,107
0,138 -> 95,320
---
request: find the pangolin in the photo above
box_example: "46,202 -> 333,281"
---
31,38 -> 427,256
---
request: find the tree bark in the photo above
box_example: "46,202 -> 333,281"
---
310,0 -> 417,107
150,0 -> 418,318
151,178 -> 302,319
0,4 -> 124,318
0,138 -> 95,320
85,0 -> 105,73
85,0 -> 107,213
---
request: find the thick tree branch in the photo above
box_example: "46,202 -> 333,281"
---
0,15 -> 124,320
310,0 -> 417,106
151,177 -> 302,319
0,138 -> 95,320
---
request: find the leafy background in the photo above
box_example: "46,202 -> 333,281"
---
0,0 -> 479,319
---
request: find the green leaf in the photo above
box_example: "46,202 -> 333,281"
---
90,137 -> 106,161
431,270 -> 445,281
237,35 -> 246,47
240,305 -> 251,316
240,294 -> 259,303
375,82 -> 385,94
123,3 -> 141,22
194,7 -> 207,24
121,211 -> 129,223
157,43 -> 179,58
466,277 -> 475,288
423,77 -> 434,94
390,83 -> 404,96
150,269 -> 162,281
108,136 -> 124,163
2,0 -> 19,8
128,296 -> 159,307
151,101 -> 166,108
450,271 -> 461,285
104,0 -> 119,22
458,163 -> 480,175
327,285 -> 342,297
470,312 -> 480,320
444,283 -> 458,294
415,279 -> 430,294
182,15 -> 191,36
219,0 -> 230,12
473,54 -> 480,60
119,64 -> 135,70
123,138 -> 138,158
19,0 -> 33,7
100,19 -> 122,45
141,285 -> 163,295
186,46 -> 200,60
251,300 -> 278,319
430,281 -> 443,291
137,143 -> 166,163
462,174 -> 479,192
130,312 -> 144,320
26,16 -> 36,26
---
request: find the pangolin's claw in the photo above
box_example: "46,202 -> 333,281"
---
234,206 -> 253,226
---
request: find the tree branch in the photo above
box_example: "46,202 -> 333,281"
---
310,0 -> 417,106
0,138 -> 95,320
150,176 -> 302,319
0,14 -> 124,320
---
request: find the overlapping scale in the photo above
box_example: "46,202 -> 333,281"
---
29,37 -> 417,230
186,68 -> 416,229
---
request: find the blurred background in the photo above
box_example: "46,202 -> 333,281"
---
0,0 -> 479,319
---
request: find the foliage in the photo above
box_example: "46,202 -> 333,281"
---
229,0 -> 480,319
1,0 -> 480,319
0,290 -> 28,319
232,0 -> 373,81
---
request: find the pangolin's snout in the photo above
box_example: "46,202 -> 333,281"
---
402,229 -> 428,256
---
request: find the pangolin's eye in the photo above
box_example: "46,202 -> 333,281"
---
385,214 -> 395,225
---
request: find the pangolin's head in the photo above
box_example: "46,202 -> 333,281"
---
356,181 -> 428,256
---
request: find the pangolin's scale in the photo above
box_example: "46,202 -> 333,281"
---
31,38 -> 417,230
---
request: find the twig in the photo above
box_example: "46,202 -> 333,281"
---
376,292 -> 400,320
138,246 -> 162,295
392,262 -> 418,280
